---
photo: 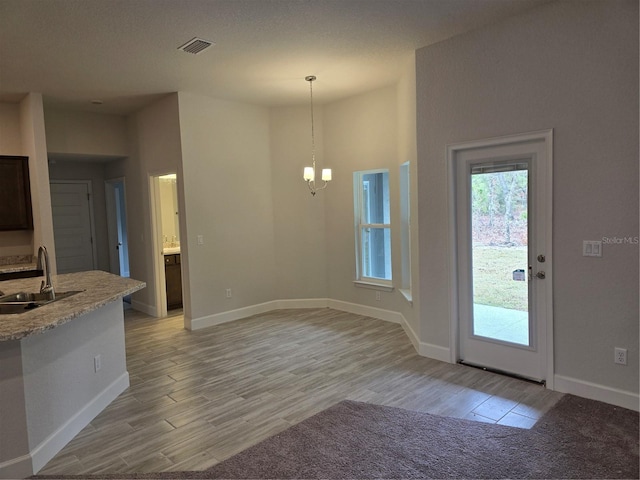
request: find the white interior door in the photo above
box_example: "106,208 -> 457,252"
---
451,132 -> 553,383
50,181 -> 97,274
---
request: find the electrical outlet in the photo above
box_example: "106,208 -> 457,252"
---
375,291 -> 381,301
226,288 -> 232,298
614,347 -> 627,365
94,355 -> 102,372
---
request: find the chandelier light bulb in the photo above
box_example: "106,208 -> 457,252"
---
303,167 -> 315,181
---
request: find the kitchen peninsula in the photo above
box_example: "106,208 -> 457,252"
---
0,270 -> 145,479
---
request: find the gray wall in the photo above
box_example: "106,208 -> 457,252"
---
178,92 -> 276,321
45,109 -> 128,157
416,0 -> 638,393
0,96 -> 55,263
124,93 -> 183,315
270,106 -> 329,300
324,86 -> 400,308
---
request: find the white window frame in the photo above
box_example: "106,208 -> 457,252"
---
399,162 -> 412,303
353,169 -> 393,289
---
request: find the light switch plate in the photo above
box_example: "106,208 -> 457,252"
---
583,240 -> 602,257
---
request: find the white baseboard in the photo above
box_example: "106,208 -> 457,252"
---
327,299 -> 404,324
189,299 -> 334,330
554,374 -> 639,412
0,452 -> 32,479
419,342 -> 451,363
326,300 -> 451,363
276,298 -> 330,309
189,300 -> 280,330
131,299 -> 156,317
30,372 -> 130,474
189,298 -> 453,365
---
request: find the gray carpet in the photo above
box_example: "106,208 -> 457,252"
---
35,394 -> 638,479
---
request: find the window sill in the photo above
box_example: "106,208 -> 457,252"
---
399,288 -> 413,305
353,280 -> 394,292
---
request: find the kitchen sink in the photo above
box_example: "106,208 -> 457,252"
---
0,290 -> 83,314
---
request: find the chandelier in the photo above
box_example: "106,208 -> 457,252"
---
303,75 -> 331,195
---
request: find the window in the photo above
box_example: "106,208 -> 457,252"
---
354,169 -> 392,286
399,162 -> 412,301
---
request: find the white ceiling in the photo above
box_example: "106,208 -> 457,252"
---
0,0 -> 547,114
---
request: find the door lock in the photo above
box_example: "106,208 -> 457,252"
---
537,254 -> 546,263
536,271 -> 546,279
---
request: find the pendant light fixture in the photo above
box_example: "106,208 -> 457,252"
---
303,75 -> 331,196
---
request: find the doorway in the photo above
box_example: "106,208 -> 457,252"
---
449,131 -> 553,384
150,172 -> 183,318
105,178 -> 130,277
50,180 -> 97,274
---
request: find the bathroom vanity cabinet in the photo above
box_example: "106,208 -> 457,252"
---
164,253 -> 182,309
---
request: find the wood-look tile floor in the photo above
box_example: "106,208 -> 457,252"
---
39,307 -> 563,475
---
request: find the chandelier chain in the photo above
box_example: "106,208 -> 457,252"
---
309,77 -> 315,167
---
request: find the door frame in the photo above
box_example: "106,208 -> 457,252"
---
149,171 -> 184,319
149,173 -> 168,318
50,179 -> 98,272
105,177 -> 130,277
447,129 -> 554,388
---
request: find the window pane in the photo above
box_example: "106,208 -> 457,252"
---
361,227 -> 391,280
362,172 -> 390,224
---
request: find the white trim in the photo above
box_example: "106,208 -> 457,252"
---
276,298 -> 330,309
446,129 -> 554,386
328,299 -> 403,324
447,151 -> 460,364
149,174 -> 168,319
554,374 -> 639,412
399,288 -> 413,304
419,342 -> 451,363
188,300 -> 283,330
542,131 -> 554,389
4,372 -> 130,476
353,280 -> 394,292
325,299 -> 450,363
105,176 -> 129,277
0,453 -> 32,479
131,298 -> 157,317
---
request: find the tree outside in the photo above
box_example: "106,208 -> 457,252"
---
471,169 -> 528,312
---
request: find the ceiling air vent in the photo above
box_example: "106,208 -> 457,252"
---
178,37 -> 214,55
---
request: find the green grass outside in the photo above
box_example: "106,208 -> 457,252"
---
472,246 -> 528,311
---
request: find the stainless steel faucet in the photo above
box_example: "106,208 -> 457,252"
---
37,246 -> 55,300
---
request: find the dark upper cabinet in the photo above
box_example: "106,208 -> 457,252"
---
0,156 -> 33,231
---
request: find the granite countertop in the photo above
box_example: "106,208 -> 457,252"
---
0,270 -> 145,342
0,262 -> 38,274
